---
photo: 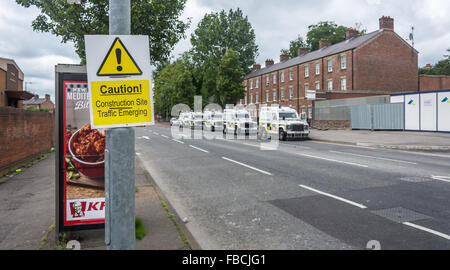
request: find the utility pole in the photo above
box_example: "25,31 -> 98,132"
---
105,0 -> 135,250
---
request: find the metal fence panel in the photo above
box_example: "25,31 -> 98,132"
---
350,104 -> 371,129
350,103 -> 404,130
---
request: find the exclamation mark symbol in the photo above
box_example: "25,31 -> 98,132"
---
116,48 -> 122,72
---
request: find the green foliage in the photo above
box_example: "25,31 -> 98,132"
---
419,49 -> 450,76
153,59 -> 196,118
135,217 -> 146,240
280,35 -> 307,58
190,8 -> 258,75
216,49 -> 245,106
306,21 -> 348,51
16,0 -> 190,66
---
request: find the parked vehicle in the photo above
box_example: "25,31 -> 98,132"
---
203,111 -> 223,132
170,117 -> 179,126
191,112 -> 203,129
258,105 -> 309,141
178,112 -> 192,129
223,108 -> 257,135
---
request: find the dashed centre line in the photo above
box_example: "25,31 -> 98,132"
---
189,145 -> 209,153
221,157 -> 273,176
299,185 -> 367,209
299,153 -> 369,168
161,134 -> 169,139
403,222 -> 450,241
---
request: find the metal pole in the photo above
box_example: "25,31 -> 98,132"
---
105,0 -> 135,250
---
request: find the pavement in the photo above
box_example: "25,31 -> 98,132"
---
135,125 -> 450,249
0,151 -> 193,250
310,129 -> 450,152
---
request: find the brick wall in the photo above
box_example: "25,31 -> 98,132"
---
354,30 -> 418,92
419,75 -> 450,91
0,107 -> 54,171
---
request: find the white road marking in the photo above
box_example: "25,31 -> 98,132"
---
154,132 -> 159,135
189,145 -> 209,153
161,134 -> 169,139
136,152 -> 141,156
329,150 -> 417,165
403,222 -> 450,241
142,136 -> 150,140
221,157 -> 272,176
431,175 -> 450,183
299,153 -> 369,168
172,139 -> 185,144
299,185 -> 367,209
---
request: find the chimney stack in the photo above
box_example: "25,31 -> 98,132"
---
34,94 -> 39,99
297,47 -> 309,56
253,64 -> 261,71
379,16 -> 394,31
265,59 -> 274,67
425,64 -> 432,70
280,53 -> 289,62
346,28 -> 359,40
319,38 -> 331,49
45,94 -> 50,101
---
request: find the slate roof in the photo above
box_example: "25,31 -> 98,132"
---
245,29 -> 383,79
23,96 -> 47,105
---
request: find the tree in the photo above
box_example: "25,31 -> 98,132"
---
190,8 -> 258,75
16,0 -> 190,66
216,49 -> 245,106
153,59 -> 195,118
306,21 -> 348,51
280,35 -> 307,58
419,49 -> 450,76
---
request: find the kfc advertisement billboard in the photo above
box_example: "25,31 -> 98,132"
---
56,66 -> 105,232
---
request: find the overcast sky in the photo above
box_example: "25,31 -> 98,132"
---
1,0 -> 449,101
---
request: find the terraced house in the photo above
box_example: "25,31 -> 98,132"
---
241,16 -> 418,119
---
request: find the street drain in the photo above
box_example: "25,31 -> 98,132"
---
372,207 -> 431,223
399,176 -> 431,183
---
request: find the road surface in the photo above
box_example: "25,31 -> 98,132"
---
135,125 -> 450,250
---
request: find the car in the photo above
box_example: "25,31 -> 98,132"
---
170,117 -> 179,126
203,110 -> 223,132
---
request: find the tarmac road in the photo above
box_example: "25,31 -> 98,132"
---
135,125 -> 450,250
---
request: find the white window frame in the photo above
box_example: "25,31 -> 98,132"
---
328,59 -> 333,72
341,55 -> 347,70
255,78 -> 259,88
250,93 -> 253,104
315,63 -> 320,75
304,65 -> 309,77
341,77 -> 347,91
255,93 -> 259,104
315,82 -> 320,90
327,80 -> 333,91
304,84 -> 309,97
266,91 -> 269,102
280,88 -> 285,101
266,75 -> 269,86
280,71 -> 285,83
289,70 -> 293,81
250,80 -> 253,89
308,107 -> 312,119
273,74 -> 277,84
273,90 -> 276,102
245,95 -> 247,105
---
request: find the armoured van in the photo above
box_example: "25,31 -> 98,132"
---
192,112 -> 203,130
258,105 -> 309,141
203,110 -> 224,132
178,112 -> 192,129
223,108 -> 258,135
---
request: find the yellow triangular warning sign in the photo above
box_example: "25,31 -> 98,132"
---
97,37 -> 142,76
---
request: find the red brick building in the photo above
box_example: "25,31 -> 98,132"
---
0,57 -> 34,108
241,16 -> 418,118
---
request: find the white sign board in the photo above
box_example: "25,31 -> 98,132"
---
85,35 -> 154,128
438,91 -> 450,132
404,94 -> 420,131
420,92 -> 437,131
306,90 -> 316,100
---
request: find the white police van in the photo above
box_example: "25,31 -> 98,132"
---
258,105 -> 309,140
203,110 -> 223,132
223,108 -> 257,135
192,112 -> 203,129
178,112 -> 192,129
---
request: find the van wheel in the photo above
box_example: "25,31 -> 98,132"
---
212,126 -> 215,132
279,129 -> 287,141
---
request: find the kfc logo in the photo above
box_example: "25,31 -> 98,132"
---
70,201 -> 86,218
